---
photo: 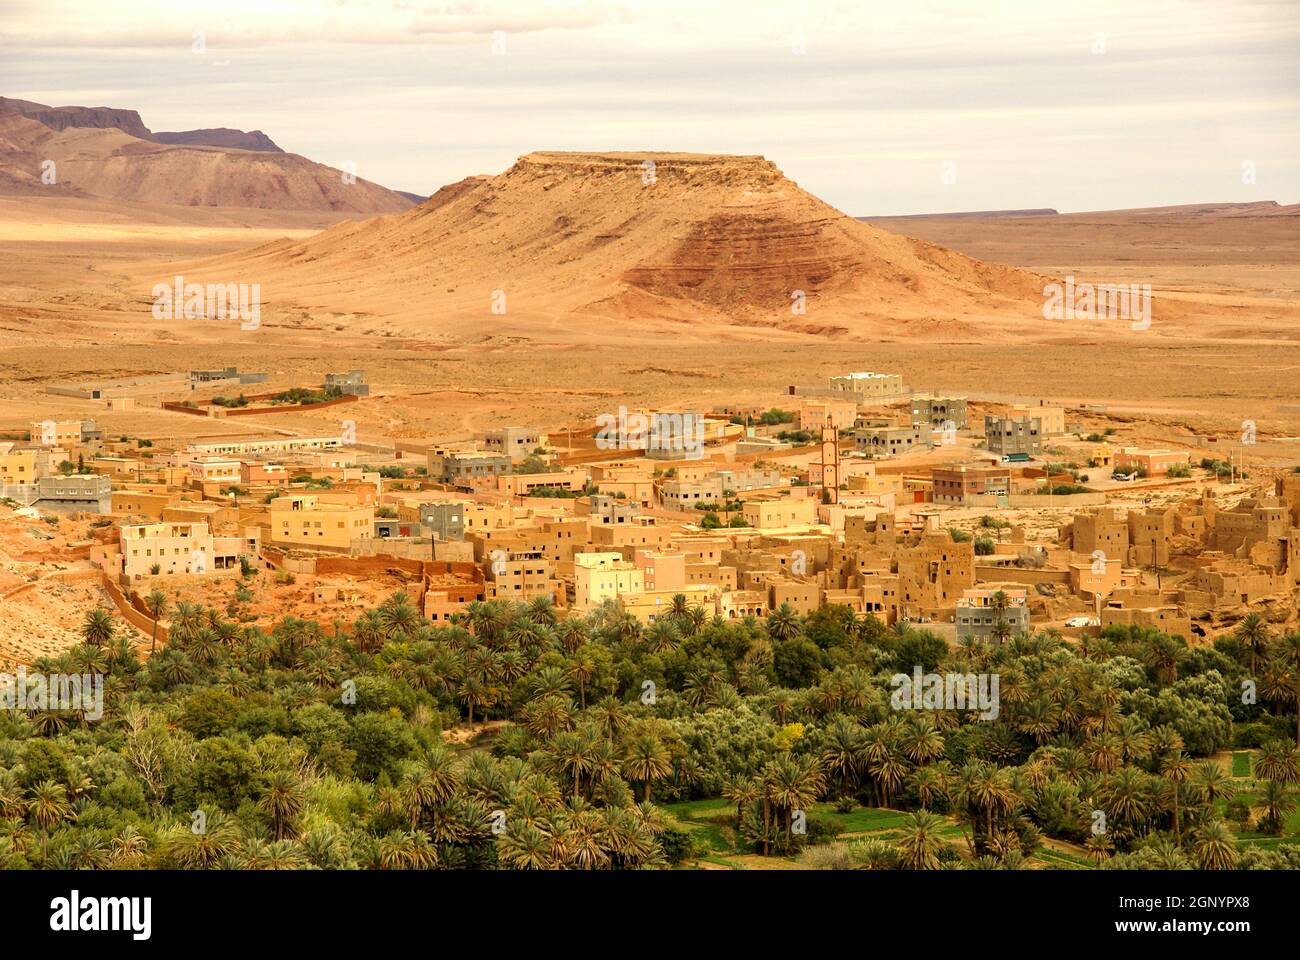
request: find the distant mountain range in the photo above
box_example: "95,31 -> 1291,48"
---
859,208 -> 1059,221
0,96 -> 413,216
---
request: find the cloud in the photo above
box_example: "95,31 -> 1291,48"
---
0,0 -> 620,49
3,0 -> 1297,213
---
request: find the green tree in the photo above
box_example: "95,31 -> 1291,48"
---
80,607 -> 115,647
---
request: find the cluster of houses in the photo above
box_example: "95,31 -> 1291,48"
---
6,366 -> 1292,647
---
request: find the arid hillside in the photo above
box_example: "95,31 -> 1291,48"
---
174,151 -> 1053,344
0,102 -> 413,216
865,202 -> 1300,290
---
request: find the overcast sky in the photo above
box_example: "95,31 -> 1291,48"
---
2,0 -> 1297,214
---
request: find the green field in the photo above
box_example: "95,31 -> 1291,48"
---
1232,752 -> 1252,778
662,797 -> 1085,869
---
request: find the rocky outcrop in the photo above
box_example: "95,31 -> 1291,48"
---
0,97 -> 154,140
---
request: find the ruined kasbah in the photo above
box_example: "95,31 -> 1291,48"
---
2,365 -> 1297,664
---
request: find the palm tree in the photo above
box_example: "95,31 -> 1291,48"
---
1192,820 -> 1237,870
496,823 -> 553,869
565,810 -> 611,870
616,613 -> 643,644
1259,779 -> 1297,835
1191,761 -> 1235,816
144,589 -> 168,656
27,780 -> 69,861
1277,632 -> 1300,746
567,651 -> 597,708
1015,698 -> 1060,744
525,595 -> 557,626
457,674 -> 488,724
352,610 -> 387,654
1236,612 -> 1270,676
908,763 -> 952,811
379,829 -> 438,869
552,731 -> 595,799
1084,831 -> 1113,864
897,810 -> 945,869
722,776 -> 762,829
767,603 -> 801,642
645,620 -> 680,654
1254,739 -> 1300,786
380,592 -> 421,637
523,693 -> 573,739
1160,751 -> 1192,846
109,825 -> 149,868
769,690 -> 794,725
170,601 -> 202,644
556,619 -> 589,654
258,772 -> 305,840
622,734 -> 672,803
959,761 -> 1018,855
170,815 -> 239,869
592,695 -> 631,740
1085,732 -> 1123,774
1143,633 -> 1185,687
1099,767 -> 1154,835
820,716 -> 867,798
763,754 -> 827,848
900,715 -> 945,766
80,607 -> 114,648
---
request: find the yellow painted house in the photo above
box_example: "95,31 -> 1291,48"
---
0,443 -> 40,486
741,497 -> 818,529
573,551 -> 643,611
269,494 -> 374,549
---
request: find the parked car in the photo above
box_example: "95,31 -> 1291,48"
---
1111,472 -> 1133,481
1065,616 -> 1093,628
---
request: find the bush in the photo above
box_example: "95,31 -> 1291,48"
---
180,688 -> 240,738
347,712 -> 418,781
659,826 -> 707,865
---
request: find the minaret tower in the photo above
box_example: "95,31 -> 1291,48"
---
820,414 -> 839,504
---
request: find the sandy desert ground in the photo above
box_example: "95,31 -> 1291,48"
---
1,174 -> 1298,450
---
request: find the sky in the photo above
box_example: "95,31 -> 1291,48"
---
2,0 -> 1298,214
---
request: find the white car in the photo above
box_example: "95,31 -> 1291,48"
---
1065,616 -> 1095,628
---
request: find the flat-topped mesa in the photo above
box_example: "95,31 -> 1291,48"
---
505,151 -> 786,189
0,98 -> 155,141
189,145 -> 1050,341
